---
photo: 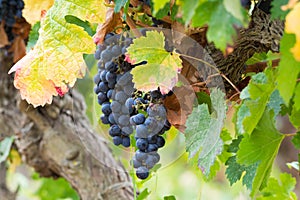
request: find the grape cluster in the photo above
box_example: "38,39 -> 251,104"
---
0,0 -> 24,41
93,33 -> 170,179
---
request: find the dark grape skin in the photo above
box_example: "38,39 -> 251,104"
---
108,113 -> 116,124
136,138 -> 148,151
133,158 -> 142,168
109,124 -> 121,137
136,166 -> 149,180
148,135 -> 157,144
113,136 -> 123,146
101,103 -> 112,115
156,136 -> 165,148
135,150 -> 147,161
122,136 -> 130,147
147,144 -> 158,152
100,114 -> 110,125
97,92 -> 107,105
132,113 -> 146,125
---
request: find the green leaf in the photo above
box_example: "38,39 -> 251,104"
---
257,173 -> 297,200
293,83 -> 300,111
128,31 -> 182,93
152,0 -> 170,15
267,89 -> 285,118
226,156 -> 258,189
0,137 -> 14,163
271,0 -> 290,20
26,22 -> 40,52
154,2 -> 170,19
191,1 -> 245,51
237,68 -> 277,134
246,52 -> 268,65
196,91 -> 212,111
290,107 -> 300,129
277,33 -> 300,105
33,175 -> 79,200
292,132 -> 300,149
114,0 -> 129,13
290,83 -> 300,129
237,110 -> 285,197
185,88 -> 226,178
223,0 -> 246,23
65,15 -> 95,36
181,0 -> 200,24
164,195 -> 176,200
225,135 -> 258,189
137,188 -> 150,200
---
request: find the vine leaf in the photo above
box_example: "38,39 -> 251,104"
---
0,23 -> 9,47
237,68 -> 276,134
185,88 -> 226,178
93,7 -> 123,45
0,137 -> 14,163
236,110 -> 285,197
293,84 -> 300,111
152,0 -> 170,15
188,0 -> 247,51
114,0 -> 129,13
285,2 -> 300,61
257,173 -> 297,200
291,132 -> 300,149
8,0 -> 106,107
271,0 -> 290,20
127,31 -> 182,94
225,136 -> 258,189
290,83 -> 300,129
277,33 -> 300,105
23,0 -> 54,24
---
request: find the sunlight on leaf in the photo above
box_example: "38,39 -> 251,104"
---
9,0 -> 106,107
23,0 -> 54,24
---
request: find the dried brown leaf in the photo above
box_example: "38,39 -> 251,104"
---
164,84 -> 196,133
0,22 -> 9,48
93,7 -> 123,45
10,36 -> 26,63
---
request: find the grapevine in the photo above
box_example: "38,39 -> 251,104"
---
2,0 -> 300,199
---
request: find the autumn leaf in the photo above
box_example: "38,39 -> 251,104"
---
9,0 -> 106,107
285,2 -> 300,61
127,31 -> 182,94
0,23 -> 9,48
93,7 -> 123,44
23,0 -> 55,24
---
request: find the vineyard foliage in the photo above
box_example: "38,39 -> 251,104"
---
2,0 -> 300,199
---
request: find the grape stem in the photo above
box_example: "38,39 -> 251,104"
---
284,133 -> 297,137
122,12 -> 142,38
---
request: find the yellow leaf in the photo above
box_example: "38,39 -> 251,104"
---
8,149 -> 22,173
23,0 -> 54,24
285,2 -> 300,61
9,0 -> 106,107
12,50 -> 58,106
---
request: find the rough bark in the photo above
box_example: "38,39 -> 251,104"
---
0,49 -> 134,200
